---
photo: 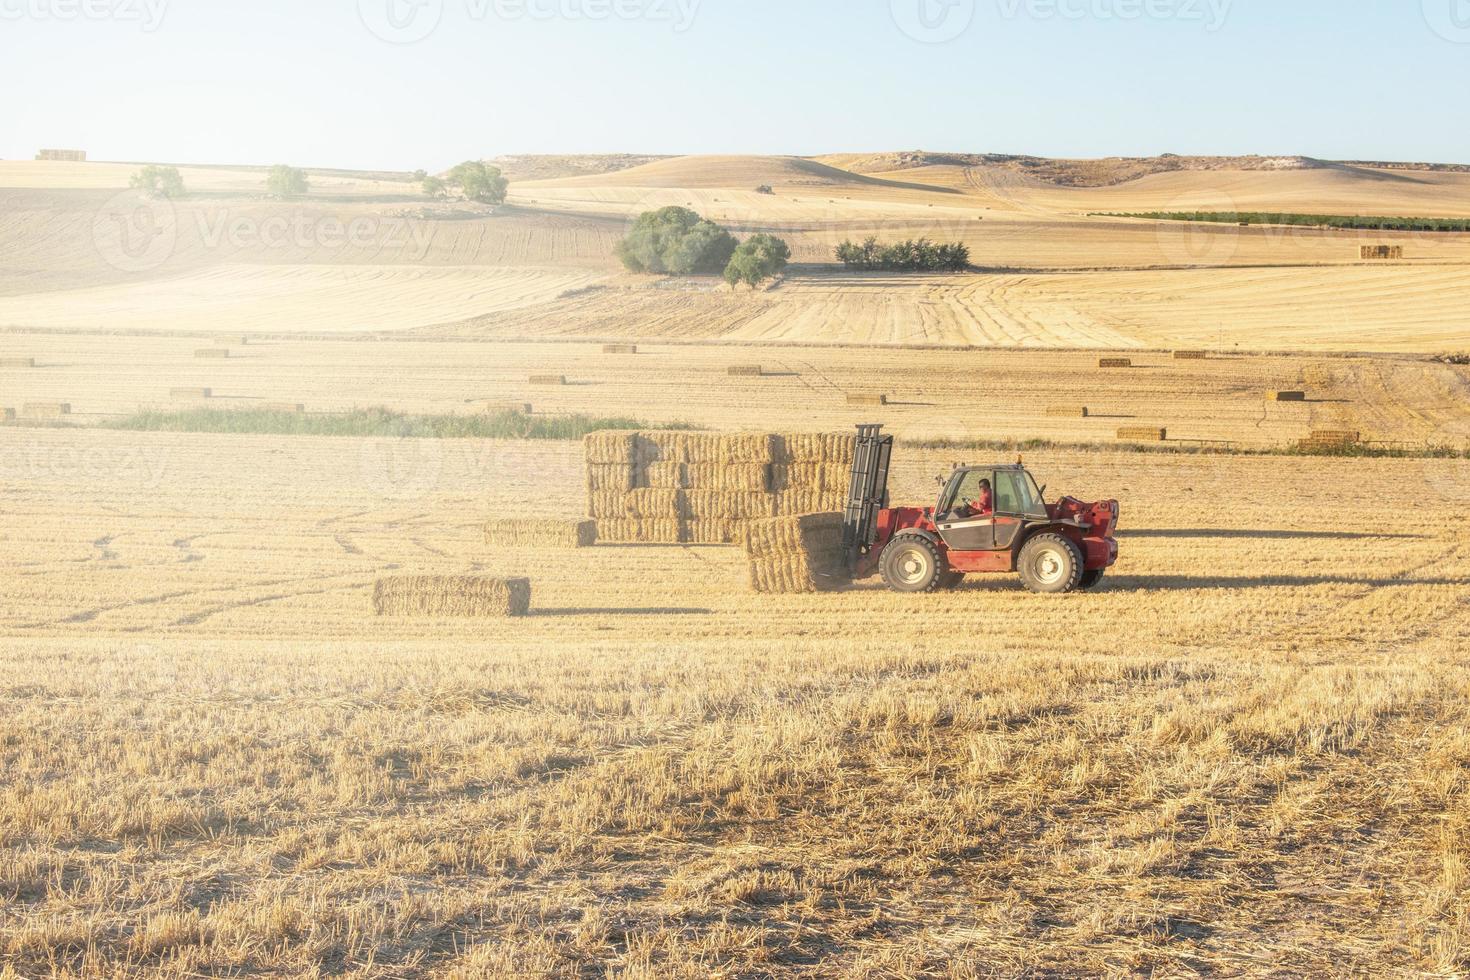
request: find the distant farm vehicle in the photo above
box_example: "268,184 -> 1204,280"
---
842,425 -> 1119,594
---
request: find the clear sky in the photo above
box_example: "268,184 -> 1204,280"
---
2,0 -> 1467,170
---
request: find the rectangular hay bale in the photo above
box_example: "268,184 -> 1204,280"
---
1272,391 -> 1307,402
1099,357 -> 1133,369
485,519 -> 597,549
170,387 -> 212,399
1045,405 -> 1090,418
530,375 -> 566,385
846,393 -> 889,406
741,513 -> 849,594
0,357 -> 36,368
263,402 -> 306,413
602,344 -> 638,354
727,365 -> 764,377
1173,351 -> 1208,360
21,402 -> 70,418
195,348 -> 230,359
372,576 -> 530,618
1117,427 -> 1167,442
593,518 -> 686,544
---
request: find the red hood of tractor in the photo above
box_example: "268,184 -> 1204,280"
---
1050,496 -> 1120,538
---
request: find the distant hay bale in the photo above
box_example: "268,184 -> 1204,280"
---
373,576 -> 530,618
37,149 -> 86,162
727,365 -> 764,377
602,343 -> 638,354
1173,350 -> 1208,360
1272,391 -> 1308,402
1117,426 -> 1167,442
1360,245 -> 1403,260
485,519 -> 596,549
195,348 -> 230,359
846,393 -> 889,406
1299,430 -> 1360,450
169,387 -> 212,400
1099,357 -> 1133,369
215,336 -> 247,346
741,514 -> 849,594
530,375 -> 566,386
488,402 -> 532,415
0,357 -> 36,368
594,518 -> 686,545
1045,405 -> 1090,418
263,402 -> 306,413
21,402 -> 70,419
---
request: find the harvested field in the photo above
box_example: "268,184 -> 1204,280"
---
4,427 -> 1470,974
372,575 -> 531,617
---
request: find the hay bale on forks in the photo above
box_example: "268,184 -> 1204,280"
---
741,513 -> 849,594
373,576 -> 531,618
485,519 -> 597,549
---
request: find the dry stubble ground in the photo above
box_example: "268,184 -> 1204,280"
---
2,429 -> 1470,976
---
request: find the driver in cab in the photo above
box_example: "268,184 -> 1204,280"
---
953,479 -> 993,520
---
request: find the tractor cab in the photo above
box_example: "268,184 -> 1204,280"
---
842,426 -> 1119,595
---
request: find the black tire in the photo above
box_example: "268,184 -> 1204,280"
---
1018,533 -> 1084,595
880,535 -> 946,594
1078,569 -> 1106,591
938,570 -> 966,590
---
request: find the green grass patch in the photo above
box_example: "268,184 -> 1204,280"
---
1098,211 -> 1470,233
99,407 -> 696,440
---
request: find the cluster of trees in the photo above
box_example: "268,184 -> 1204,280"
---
266,165 -> 309,199
130,165 -> 185,199
834,237 -> 971,272
616,207 -> 790,288
418,162 -> 509,205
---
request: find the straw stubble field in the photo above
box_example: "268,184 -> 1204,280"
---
3,426 -> 1470,975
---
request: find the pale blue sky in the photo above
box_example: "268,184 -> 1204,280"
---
3,0 -> 1467,170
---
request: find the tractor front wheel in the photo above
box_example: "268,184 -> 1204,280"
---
880,535 -> 946,593
1018,534 -> 1084,594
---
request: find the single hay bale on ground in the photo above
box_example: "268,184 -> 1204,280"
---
727,365 -> 764,377
1361,245 -> 1403,260
1099,357 -> 1133,369
602,344 -> 638,354
1272,391 -> 1308,402
594,518 -> 686,545
1117,426 -> 1167,442
372,576 -> 531,618
21,402 -> 70,419
0,357 -> 36,368
263,402 -> 306,413
1173,350 -> 1208,360
170,387 -> 212,399
488,402 -> 532,415
485,519 -> 597,549
195,348 -> 230,359
846,393 -> 888,406
1299,430 -> 1361,450
530,375 -> 566,386
1046,405 -> 1090,418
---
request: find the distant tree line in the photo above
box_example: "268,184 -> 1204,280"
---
834,237 -> 971,272
1107,211 -> 1470,233
616,206 -> 790,288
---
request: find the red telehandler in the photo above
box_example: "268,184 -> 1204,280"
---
842,424 -> 1119,594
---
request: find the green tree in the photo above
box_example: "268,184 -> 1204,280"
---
129,165 -> 185,200
422,175 -> 447,199
266,165 -> 309,199
411,169 -> 428,182
447,161 -> 508,205
724,233 -> 791,289
616,206 -> 737,276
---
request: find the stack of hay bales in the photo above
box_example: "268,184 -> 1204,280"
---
484,519 -> 597,548
372,576 -> 530,617
741,513 -> 849,593
585,431 -> 854,545
728,365 -> 764,377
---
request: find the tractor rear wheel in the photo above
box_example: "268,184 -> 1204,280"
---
1018,533 -> 1084,594
880,535 -> 946,593
1078,569 -> 1106,591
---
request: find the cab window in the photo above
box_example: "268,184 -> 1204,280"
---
995,471 -> 1046,517
940,470 -> 992,515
